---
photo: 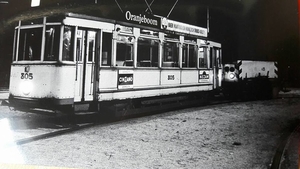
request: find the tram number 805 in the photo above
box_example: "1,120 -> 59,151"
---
21,73 -> 33,80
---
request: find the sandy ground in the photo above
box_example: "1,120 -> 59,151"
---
0,95 -> 300,169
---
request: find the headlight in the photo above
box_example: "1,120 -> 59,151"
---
229,73 -> 236,79
20,80 -> 33,95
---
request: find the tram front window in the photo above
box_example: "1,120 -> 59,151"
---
44,26 -> 60,61
18,28 -> 42,61
137,38 -> 159,67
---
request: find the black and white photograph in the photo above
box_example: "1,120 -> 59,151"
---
0,0 -> 299,168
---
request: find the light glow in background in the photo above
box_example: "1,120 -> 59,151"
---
31,0 -> 40,7
0,118 -> 25,164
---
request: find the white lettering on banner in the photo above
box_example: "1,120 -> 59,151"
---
125,11 -> 158,26
162,19 -> 208,37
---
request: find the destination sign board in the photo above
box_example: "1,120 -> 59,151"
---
124,11 -> 160,28
161,18 -> 208,37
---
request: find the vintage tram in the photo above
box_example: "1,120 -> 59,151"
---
8,12 -> 222,113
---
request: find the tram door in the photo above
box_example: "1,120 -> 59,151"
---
74,29 -> 97,102
210,47 -> 221,89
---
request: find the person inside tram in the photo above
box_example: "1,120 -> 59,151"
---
62,29 -> 72,60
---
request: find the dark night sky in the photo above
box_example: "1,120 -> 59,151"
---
0,0 -> 299,85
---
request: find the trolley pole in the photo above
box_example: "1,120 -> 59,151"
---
207,6 -> 210,35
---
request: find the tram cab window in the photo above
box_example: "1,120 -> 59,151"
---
182,44 -> 197,68
44,26 -> 60,61
199,47 -> 208,68
137,38 -> 159,67
162,41 -> 179,67
116,35 -> 134,67
18,28 -> 42,61
101,32 -> 112,66
62,26 -> 74,61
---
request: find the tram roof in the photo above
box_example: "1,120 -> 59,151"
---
18,12 -> 208,38
66,12 -> 208,38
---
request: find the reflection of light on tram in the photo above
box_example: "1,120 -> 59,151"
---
0,118 -> 25,164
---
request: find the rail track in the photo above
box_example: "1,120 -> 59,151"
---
2,91 -> 298,148
270,120 -> 300,169
2,95 -> 232,147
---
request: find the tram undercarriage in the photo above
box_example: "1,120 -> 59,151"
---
8,87 -> 215,116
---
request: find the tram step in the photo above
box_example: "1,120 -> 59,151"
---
74,103 -> 90,112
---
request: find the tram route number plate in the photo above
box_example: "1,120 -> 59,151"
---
21,73 -> 33,80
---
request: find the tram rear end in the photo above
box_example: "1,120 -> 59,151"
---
9,18 -> 76,111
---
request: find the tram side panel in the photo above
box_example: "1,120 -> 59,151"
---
98,68 -> 214,101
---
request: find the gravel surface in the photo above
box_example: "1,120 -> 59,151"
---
1,96 -> 300,169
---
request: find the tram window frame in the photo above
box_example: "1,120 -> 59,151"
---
162,41 -> 179,68
137,37 -> 159,68
115,35 -> 134,67
13,29 -> 17,61
101,32 -> 112,67
18,27 -> 43,61
182,43 -> 197,68
199,47 -> 208,68
44,25 -> 60,61
62,26 -> 74,61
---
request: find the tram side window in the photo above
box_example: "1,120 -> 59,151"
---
62,26 -> 74,61
182,44 -> 197,68
116,36 -> 134,67
162,42 -> 179,67
18,28 -> 42,61
116,43 -> 133,66
101,32 -> 112,66
199,47 -> 208,68
137,38 -> 159,67
44,26 -> 60,61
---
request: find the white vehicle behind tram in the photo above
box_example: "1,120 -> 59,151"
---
9,12 -> 222,113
